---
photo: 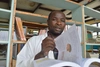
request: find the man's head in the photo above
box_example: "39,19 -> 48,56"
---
47,10 -> 66,37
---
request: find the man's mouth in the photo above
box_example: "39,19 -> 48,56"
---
55,27 -> 61,31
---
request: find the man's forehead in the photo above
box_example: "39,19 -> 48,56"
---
50,11 -> 65,18
51,11 -> 64,15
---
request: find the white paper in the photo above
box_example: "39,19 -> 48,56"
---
55,24 -> 82,65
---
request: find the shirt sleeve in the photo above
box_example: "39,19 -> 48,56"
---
16,38 -> 37,67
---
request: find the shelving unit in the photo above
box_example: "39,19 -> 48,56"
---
84,6 -> 100,58
0,0 -> 15,67
0,0 -> 100,67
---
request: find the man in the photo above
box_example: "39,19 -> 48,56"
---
16,10 -> 66,67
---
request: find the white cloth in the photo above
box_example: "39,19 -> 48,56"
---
16,33 -> 47,67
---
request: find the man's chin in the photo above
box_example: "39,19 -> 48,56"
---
54,31 -> 62,36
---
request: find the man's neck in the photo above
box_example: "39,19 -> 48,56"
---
47,31 -> 58,39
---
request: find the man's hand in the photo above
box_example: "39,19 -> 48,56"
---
42,37 -> 56,56
35,37 -> 56,60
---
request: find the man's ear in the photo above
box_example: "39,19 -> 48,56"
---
47,19 -> 49,25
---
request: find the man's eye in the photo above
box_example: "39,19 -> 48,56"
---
61,19 -> 65,22
52,18 -> 56,21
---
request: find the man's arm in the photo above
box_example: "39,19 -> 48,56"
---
16,37 -> 39,67
34,51 -> 45,60
35,36 -> 56,60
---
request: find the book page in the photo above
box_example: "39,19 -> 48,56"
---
50,61 -> 81,67
82,58 -> 100,67
35,58 -> 81,67
55,24 -> 82,65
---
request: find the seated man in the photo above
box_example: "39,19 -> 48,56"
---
16,10 -> 66,67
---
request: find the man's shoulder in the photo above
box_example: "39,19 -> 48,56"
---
29,33 -> 47,41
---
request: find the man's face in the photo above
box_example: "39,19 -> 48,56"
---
48,11 -> 66,36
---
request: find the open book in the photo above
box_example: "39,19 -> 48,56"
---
35,58 -> 100,67
15,17 -> 26,41
35,24 -> 100,67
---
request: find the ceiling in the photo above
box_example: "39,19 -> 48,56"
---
0,0 -> 100,25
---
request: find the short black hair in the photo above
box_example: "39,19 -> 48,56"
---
48,10 -> 64,20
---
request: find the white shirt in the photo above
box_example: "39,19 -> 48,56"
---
16,33 -> 47,67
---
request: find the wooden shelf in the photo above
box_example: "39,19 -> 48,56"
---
0,28 -> 9,31
30,0 -> 82,10
0,8 -> 11,19
23,21 -> 48,29
86,20 -> 100,24
0,41 -> 8,44
84,6 -> 100,20
0,56 -> 6,60
66,20 -> 82,25
16,10 -> 47,23
86,43 -> 100,46
13,40 -> 26,44
16,10 -> 82,26
85,24 -> 100,32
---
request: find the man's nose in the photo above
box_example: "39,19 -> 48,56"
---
57,20 -> 61,25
